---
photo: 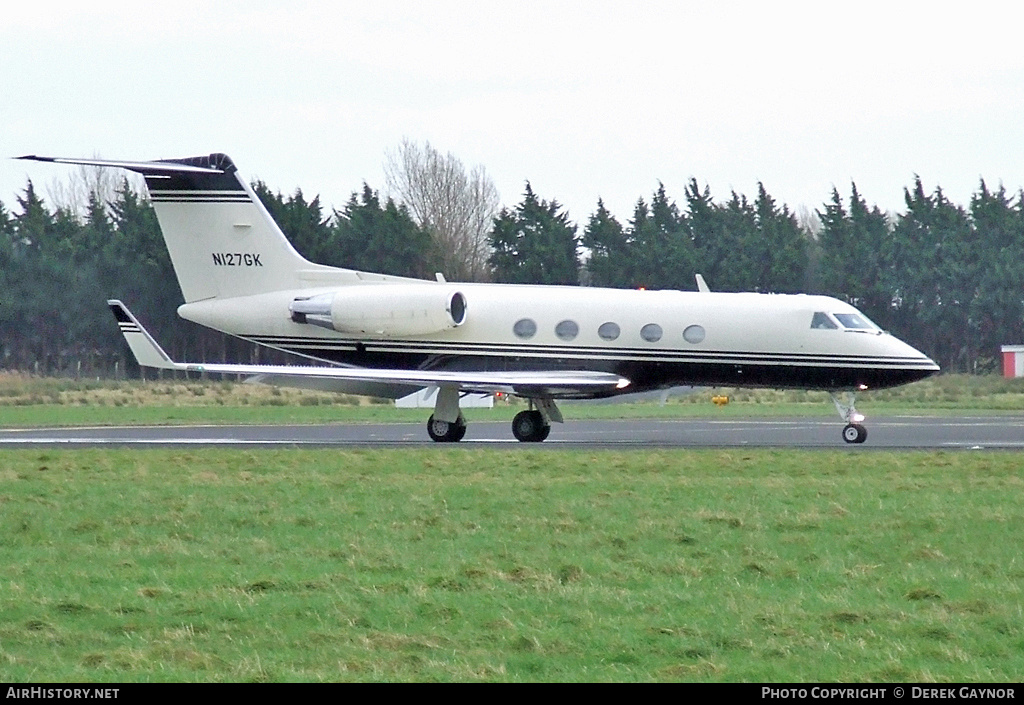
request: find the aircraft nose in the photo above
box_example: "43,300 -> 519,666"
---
898,338 -> 941,379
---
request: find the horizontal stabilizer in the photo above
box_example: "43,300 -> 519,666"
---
17,155 -> 225,174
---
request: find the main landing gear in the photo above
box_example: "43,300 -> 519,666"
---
425,388 -> 560,443
512,409 -> 550,442
831,392 -> 867,444
427,413 -> 467,442
510,398 -> 560,442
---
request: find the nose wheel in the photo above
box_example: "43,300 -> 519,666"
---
831,392 -> 868,444
842,423 -> 867,444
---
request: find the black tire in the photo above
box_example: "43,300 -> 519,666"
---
427,414 -> 466,442
450,418 -> 467,442
842,423 -> 867,444
512,409 -> 548,442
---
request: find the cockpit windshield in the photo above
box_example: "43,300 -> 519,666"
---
810,312 -> 838,329
833,313 -> 878,330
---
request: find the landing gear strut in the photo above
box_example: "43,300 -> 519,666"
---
427,386 -> 467,443
831,392 -> 867,444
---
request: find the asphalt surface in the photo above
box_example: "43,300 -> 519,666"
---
1,415 -> 1023,449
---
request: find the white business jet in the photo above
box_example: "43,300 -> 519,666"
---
19,153 -> 939,443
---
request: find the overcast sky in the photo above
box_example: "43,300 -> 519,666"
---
4,1 -> 1024,226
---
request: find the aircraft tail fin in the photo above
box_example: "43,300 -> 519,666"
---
19,154 -> 359,303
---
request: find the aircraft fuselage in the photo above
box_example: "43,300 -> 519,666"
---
179,284 -> 936,396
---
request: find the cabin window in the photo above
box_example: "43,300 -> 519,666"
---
598,321 -> 620,341
513,318 -> 537,339
555,319 -> 579,341
683,324 -> 706,344
811,312 -> 838,329
833,313 -> 875,330
640,323 -> 663,342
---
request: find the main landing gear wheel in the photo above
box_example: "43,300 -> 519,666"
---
427,414 -> 467,443
842,423 -> 867,444
512,409 -> 550,442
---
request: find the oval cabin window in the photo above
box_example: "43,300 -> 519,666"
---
640,323 -> 663,342
598,322 -> 620,341
683,324 -> 706,344
555,320 -> 579,341
513,318 -> 537,339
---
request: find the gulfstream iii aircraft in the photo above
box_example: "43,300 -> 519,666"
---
19,153 -> 939,443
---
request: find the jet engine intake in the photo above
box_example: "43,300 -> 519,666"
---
290,285 -> 467,336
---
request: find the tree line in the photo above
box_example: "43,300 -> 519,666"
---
2,156 -> 1022,376
486,177 -> 1024,374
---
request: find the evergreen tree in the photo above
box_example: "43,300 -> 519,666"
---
889,178 -> 975,370
252,181 -> 333,265
629,184 -> 693,289
582,199 -> 630,287
0,199 -> 15,361
969,181 -> 1024,369
105,181 -> 183,358
9,181 -> 60,367
717,191 -> 759,291
816,184 -> 891,324
488,183 -> 579,285
331,184 -> 438,279
686,179 -> 730,288
81,190 -> 114,262
747,183 -> 808,293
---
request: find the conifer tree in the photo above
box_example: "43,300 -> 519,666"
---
331,184 -> 438,279
489,183 -> 579,285
582,198 -> 629,287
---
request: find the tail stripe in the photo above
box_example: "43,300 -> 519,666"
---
150,194 -> 251,203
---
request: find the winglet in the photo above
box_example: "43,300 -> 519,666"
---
695,273 -> 710,293
107,300 -> 178,370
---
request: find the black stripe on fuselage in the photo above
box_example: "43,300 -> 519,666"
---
236,336 -> 938,392
242,334 -> 935,367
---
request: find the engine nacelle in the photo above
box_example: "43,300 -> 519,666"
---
290,284 -> 467,336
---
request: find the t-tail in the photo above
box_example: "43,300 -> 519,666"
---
16,153 -> 407,302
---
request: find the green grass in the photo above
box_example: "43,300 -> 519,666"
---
1,373 -> 1023,428
1,448 -> 1022,681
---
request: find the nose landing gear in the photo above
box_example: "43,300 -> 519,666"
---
831,392 -> 867,444
842,422 -> 867,444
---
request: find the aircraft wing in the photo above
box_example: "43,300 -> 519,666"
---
109,300 -> 631,398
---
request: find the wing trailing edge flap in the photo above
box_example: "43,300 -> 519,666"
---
108,300 -> 631,399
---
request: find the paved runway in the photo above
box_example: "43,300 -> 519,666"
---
1,415 -> 1023,449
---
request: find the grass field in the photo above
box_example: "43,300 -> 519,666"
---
1,372 -> 1023,428
1,448 -> 1022,682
